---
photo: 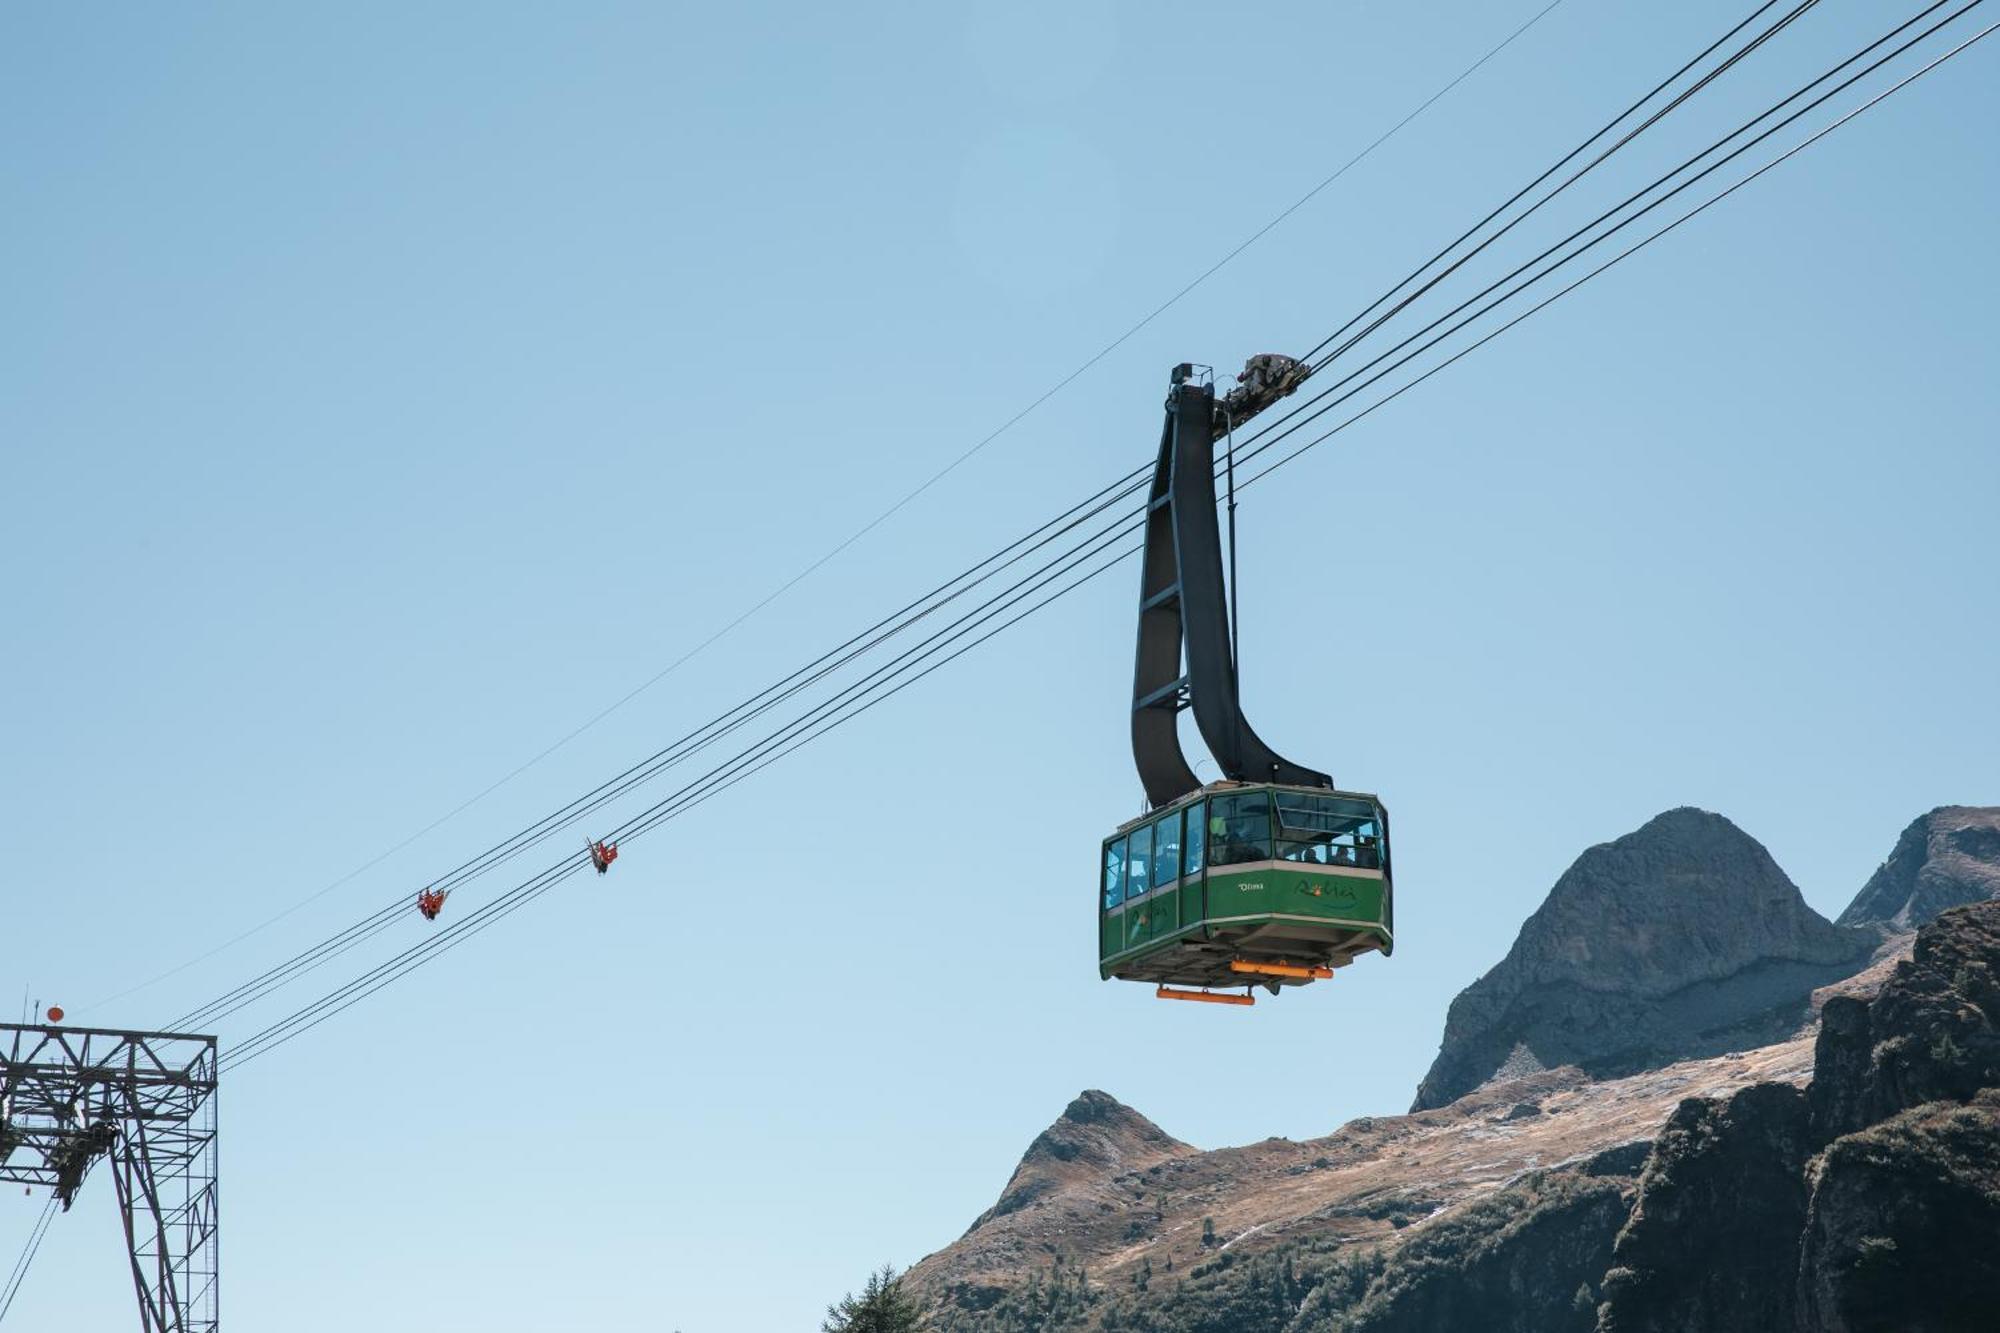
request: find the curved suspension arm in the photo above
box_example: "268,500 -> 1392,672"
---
1129,375 -> 1331,807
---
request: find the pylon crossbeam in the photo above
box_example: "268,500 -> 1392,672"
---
1,1023 -> 218,1333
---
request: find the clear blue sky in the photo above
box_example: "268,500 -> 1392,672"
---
3,2 -> 1995,1329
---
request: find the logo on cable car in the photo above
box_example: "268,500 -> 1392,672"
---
1302,879 -> 1360,908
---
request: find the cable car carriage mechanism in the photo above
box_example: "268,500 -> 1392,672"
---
1100,358 -> 1393,1006
416,887 -> 449,922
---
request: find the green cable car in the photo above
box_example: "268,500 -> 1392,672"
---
1103,362 -> 1393,1004
1099,783 -> 1393,996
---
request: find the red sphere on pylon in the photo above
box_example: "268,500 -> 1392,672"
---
46,1006 -> 64,1023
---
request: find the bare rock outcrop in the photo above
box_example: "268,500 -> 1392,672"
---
1412,808 -> 1875,1111
971,1090 -> 1193,1229
1795,1090 -> 2000,1332
1324,1170 -> 1632,1333
1809,893 -> 2000,1141
1597,899 -> 2000,1333
1836,805 -> 2000,932
1595,1082 -> 1814,1332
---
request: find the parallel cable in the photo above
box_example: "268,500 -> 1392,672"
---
205,0 -> 1794,1038
215,3 -> 1998,1070
1299,0 -> 1821,374
193,0 -> 1864,1037
95,0 -> 1568,1020
1248,12 -> 2000,489
0,1195 -> 56,1326
1223,0 -> 1977,482
174,466 -> 1156,1031
190,0 -> 1743,1034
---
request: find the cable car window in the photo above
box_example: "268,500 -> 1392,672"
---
1154,812 -> 1182,885
1103,837 -> 1126,910
1184,800 -> 1206,876
1127,823 -> 1153,898
1275,792 -> 1385,867
1209,792 -> 1272,866
1351,816 -> 1382,870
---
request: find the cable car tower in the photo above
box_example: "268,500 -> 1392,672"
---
0,1022 -> 219,1333
1099,360 -> 1394,1004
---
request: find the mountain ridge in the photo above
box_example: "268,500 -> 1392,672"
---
1410,807 -> 1878,1110
1837,804 -> 2000,931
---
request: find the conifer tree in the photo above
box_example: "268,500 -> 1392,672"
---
822,1264 -> 921,1333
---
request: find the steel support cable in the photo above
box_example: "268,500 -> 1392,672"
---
209,510 -> 1159,1042
405,476 -> 1155,891
626,0 -> 1995,852
1216,0 -> 1820,461
103,5 -> 1571,1022
1162,0 -> 1803,512
194,5 -> 1918,1039
1226,0 -> 1978,481
0,1194 -> 56,1325
1269,15 -> 2000,485
182,4 -> 1656,1039
217,9 -> 1999,1067
194,0 -> 1916,1034
1301,0 -> 1826,379
640,5 -> 2000,855
223,544 -> 1156,1071
1293,0 -> 1791,373
220,525 -> 1152,1071
175,469 -> 1159,1032
169,901 -> 418,1032
195,0 -> 1975,1044
1249,36 -> 1998,494
620,0 -> 1984,852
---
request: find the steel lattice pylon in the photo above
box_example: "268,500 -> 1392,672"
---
0,1024 -> 218,1332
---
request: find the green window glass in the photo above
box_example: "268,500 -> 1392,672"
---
1127,823 -> 1153,897
1210,792 -> 1272,866
1102,837 -> 1126,910
1154,812 -> 1182,884
1184,800 -> 1206,875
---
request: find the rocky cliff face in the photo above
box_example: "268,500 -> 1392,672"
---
1836,805 -> 2000,932
1795,1091 -> 2000,1332
1324,1169 -> 1632,1333
1596,898 -> 2000,1333
1411,808 -> 1875,1111
1809,894 -> 2000,1141
1596,1082 -> 1815,1331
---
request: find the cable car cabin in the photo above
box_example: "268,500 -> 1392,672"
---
1099,782 -> 1392,993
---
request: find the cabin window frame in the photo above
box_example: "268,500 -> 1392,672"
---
1184,799 -> 1206,876
1126,822 -> 1154,899
1153,810 -> 1183,887
1102,835 -> 1127,911
1209,790 -> 1274,866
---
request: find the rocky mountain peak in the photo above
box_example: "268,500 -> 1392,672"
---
966,1090 -> 1192,1232
1512,807 -> 1861,996
1836,804 -> 2000,931
1410,808 -> 1875,1111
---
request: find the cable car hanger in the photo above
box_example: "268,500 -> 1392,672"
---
1132,357 -> 1331,809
